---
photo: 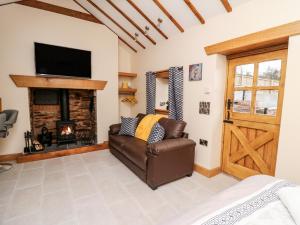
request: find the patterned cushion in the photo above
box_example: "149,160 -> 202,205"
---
119,117 -> 138,137
148,122 -> 165,144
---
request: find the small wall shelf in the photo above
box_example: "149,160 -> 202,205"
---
119,88 -> 137,95
155,108 -> 169,115
118,72 -> 137,78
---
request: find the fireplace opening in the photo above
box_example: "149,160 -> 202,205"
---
29,88 -> 97,152
56,120 -> 76,146
56,89 -> 77,146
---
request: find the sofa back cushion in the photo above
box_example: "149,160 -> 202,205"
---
158,118 -> 186,139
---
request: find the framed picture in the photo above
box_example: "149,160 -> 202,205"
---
199,101 -> 210,115
189,63 -> 202,81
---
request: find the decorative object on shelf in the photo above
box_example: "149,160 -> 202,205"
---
189,63 -> 203,81
37,127 -> 53,147
121,81 -> 129,89
121,96 -> 138,105
199,101 -> 210,115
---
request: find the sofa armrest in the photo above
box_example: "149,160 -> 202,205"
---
147,138 -> 196,156
109,123 -> 121,135
146,138 -> 196,189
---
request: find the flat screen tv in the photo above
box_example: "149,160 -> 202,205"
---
35,42 -> 91,79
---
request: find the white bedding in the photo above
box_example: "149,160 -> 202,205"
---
163,175 -> 297,225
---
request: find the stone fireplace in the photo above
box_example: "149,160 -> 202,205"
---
29,88 -> 97,150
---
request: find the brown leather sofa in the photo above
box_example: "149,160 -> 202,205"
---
109,113 -> 196,190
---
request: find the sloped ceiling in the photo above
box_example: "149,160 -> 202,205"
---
0,0 -> 253,52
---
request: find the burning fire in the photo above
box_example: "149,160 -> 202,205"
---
61,126 -> 72,136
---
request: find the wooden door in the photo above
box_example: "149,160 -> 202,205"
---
222,49 -> 287,179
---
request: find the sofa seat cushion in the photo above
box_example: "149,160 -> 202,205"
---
109,135 -> 135,151
122,138 -> 148,171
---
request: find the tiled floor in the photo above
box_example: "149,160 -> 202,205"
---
0,150 -> 238,225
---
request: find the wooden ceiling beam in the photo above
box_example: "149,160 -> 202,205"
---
87,0 -> 145,49
73,0 -> 137,53
126,0 -> 168,40
184,0 -> 205,24
106,0 -> 156,45
220,0 -> 232,13
153,0 -> 184,33
0,1 -> 22,6
18,0 -> 102,24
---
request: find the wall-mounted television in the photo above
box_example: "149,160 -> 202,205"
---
34,42 -> 91,79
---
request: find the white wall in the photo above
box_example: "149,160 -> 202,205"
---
132,0 -> 300,178
0,4 -> 119,155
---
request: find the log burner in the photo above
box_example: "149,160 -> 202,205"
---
56,89 -> 76,146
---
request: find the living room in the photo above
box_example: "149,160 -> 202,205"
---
1,0 -> 300,225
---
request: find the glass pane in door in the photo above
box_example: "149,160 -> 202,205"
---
255,90 -> 279,116
235,64 -> 254,87
233,90 -> 252,113
257,60 -> 281,86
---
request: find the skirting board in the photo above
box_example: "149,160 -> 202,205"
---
194,164 -> 221,178
0,153 -> 23,162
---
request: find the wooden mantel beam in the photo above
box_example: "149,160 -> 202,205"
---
10,75 -> 107,90
153,0 -> 184,33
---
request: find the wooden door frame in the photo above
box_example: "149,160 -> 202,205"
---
221,47 -> 288,175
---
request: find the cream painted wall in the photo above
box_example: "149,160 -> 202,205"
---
276,35 -> 300,184
118,43 -> 135,118
132,0 -> 300,177
0,4 -> 119,155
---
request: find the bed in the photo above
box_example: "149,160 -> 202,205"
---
164,175 -> 299,225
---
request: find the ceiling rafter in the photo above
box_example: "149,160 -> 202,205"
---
0,1 -> 22,6
220,0 -> 232,13
152,0 -> 184,33
106,0 -> 156,45
73,0 -> 137,53
126,0 -> 168,40
87,0 -> 145,49
183,0 -> 205,24
18,0 -> 102,24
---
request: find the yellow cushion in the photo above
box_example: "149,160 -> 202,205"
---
135,114 -> 164,141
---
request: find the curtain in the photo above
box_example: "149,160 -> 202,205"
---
146,71 -> 156,114
168,67 -> 183,121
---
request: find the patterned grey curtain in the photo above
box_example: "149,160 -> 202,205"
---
168,67 -> 183,121
146,71 -> 156,114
